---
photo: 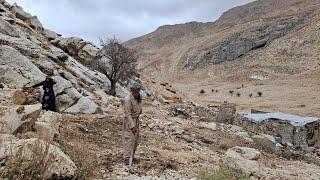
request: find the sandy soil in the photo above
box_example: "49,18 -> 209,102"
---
172,75 -> 320,117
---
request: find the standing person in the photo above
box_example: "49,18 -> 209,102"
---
32,76 -> 57,112
123,84 -> 142,165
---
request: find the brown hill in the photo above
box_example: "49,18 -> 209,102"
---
126,0 -> 320,79
126,0 -> 320,117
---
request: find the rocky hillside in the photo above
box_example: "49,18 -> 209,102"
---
126,0 -> 320,79
1,0 -> 320,179
0,0 -> 135,114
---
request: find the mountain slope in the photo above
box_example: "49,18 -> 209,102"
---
126,0 -> 320,80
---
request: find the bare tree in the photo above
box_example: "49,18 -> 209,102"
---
94,37 -> 138,96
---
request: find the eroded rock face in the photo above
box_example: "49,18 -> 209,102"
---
9,3 -> 43,31
0,0 -> 138,115
52,37 -> 98,63
183,12 -> 311,69
0,17 -> 19,37
0,45 -> 45,88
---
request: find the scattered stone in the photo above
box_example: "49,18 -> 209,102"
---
226,146 -> 261,160
199,122 -> 217,131
12,90 -> 26,105
236,131 -> 253,142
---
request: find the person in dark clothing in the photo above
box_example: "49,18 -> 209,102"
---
32,76 -> 57,112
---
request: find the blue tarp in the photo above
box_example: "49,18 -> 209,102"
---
243,112 -> 319,126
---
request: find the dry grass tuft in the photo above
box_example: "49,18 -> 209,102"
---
0,139 -> 55,179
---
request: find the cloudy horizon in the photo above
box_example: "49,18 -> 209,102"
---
7,0 -> 254,45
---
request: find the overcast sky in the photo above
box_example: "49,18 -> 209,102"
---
7,0 -> 254,45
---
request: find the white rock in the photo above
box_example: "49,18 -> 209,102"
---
199,122 -> 217,131
78,43 -> 98,62
236,131 -> 253,142
229,125 -> 244,133
0,104 -> 42,134
65,97 -> 98,114
52,76 -> 73,94
226,146 -> 261,160
116,84 -> 129,98
0,137 -> 77,178
252,134 -> 276,142
38,61 -> 55,75
0,45 -> 46,88
33,111 -> 60,141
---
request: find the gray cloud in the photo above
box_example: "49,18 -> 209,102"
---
7,0 -> 254,45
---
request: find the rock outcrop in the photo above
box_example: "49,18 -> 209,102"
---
0,0 -> 134,114
0,136 -> 77,179
0,104 -> 42,134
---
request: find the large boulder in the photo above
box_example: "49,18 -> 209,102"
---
56,88 -> 82,112
52,76 -> 73,94
33,111 -> 60,142
64,97 -> 98,114
0,136 -> 77,179
0,45 -> 46,88
51,37 -> 86,56
51,76 -> 82,112
38,61 -> 56,75
0,104 -> 42,134
77,43 -> 98,62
